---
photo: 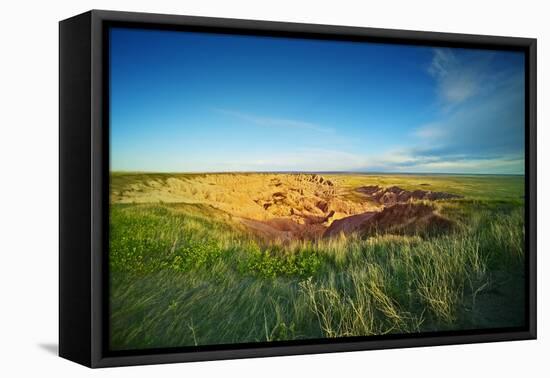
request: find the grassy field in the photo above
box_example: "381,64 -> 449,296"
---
109,173 -> 525,351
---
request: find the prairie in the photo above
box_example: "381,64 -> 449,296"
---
109,172 -> 525,350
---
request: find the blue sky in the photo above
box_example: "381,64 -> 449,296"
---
110,28 -> 525,174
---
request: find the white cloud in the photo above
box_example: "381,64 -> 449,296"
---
221,148 -> 368,172
368,148 -> 524,174
414,70 -> 524,155
429,48 -> 482,105
216,109 -> 334,133
407,156 -> 525,174
414,123 -> 447,140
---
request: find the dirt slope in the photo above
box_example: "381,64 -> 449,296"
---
323,203 -> 453,238
357,185 -> 462,206
322,212 -> 376,238
112,173 -> 374,240
113,173 -> 458,242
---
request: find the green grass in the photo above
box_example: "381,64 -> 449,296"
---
109,174 -> 526,351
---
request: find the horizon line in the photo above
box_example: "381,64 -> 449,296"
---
110,169 -> 525,176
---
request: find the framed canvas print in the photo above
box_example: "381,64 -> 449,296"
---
59,10 -> 537,368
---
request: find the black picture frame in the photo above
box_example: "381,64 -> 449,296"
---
59,9 -> 537,368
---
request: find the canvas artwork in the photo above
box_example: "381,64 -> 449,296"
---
108,28 -> 526,351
